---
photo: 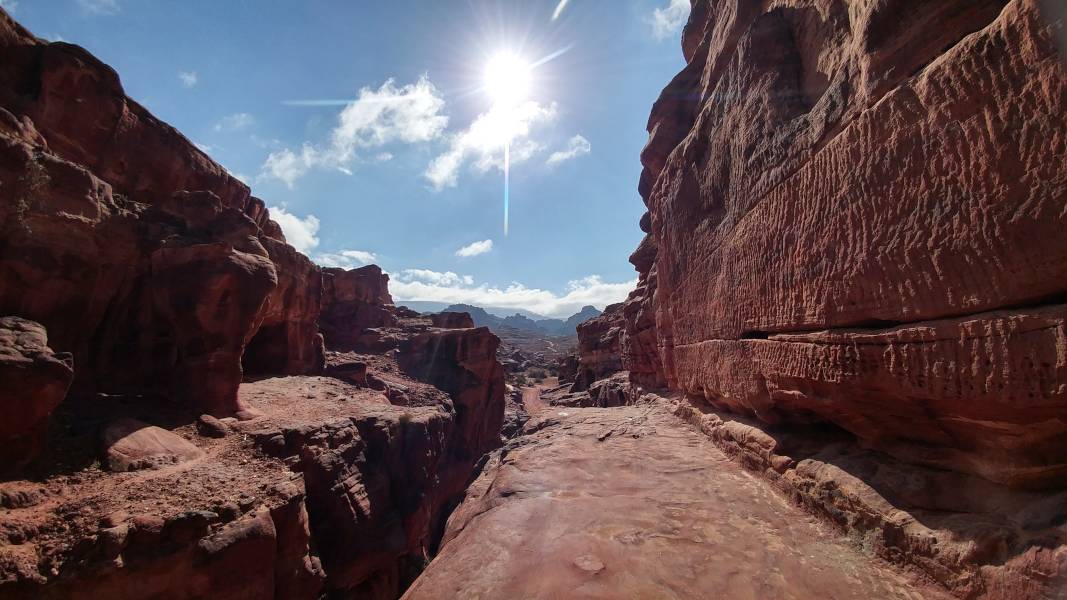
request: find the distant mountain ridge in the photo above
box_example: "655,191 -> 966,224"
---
397,300 -> 549,320
422,303 -> 602,336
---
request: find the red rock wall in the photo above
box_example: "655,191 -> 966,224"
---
0,9 -> 324,414
243,238 -> 325,376
630,0 -> 1067,488
0,317 -> 72,472
320,266 -> 398,350
398,327 -> 506,460
571,303 -> 625,391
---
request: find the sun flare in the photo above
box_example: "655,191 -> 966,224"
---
483,51 -> 531,108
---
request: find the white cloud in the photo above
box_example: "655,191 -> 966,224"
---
214,112 -> 254,132
648,0 -> 690,41
0,0 -> 19,13
261,145 -> 318,189
178,71 -> 198,88
390,271 -> 636,318
425,100 -> 557,190
546,134 -> 591,165
375,152 -> 394,162
260,76 -> 448,187
268,206 -> 320,254
314,250 -> 378,269
194,142 -> 213,153
397,269 -> 473,286
551,0 -> 569,21
76,0 -> 119,15
330,75 -> 448,160
455,239 -> 493,258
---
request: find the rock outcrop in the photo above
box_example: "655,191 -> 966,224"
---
0,9 -> 507,600
397,327 -> 506,460
243,238 -> 325,376
626,0 -> 1067,490
0,317 -> 73,472
571,303 -> 625,391
320,266 -> 397,351
0,10 -> 323,417
429,312 -> 475,330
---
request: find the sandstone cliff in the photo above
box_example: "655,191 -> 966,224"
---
570,302 -> 625,391
0,10 -> 322,418
628,0 -> 1067,491
583,0 -> 1067,596
0,9 -> 506,598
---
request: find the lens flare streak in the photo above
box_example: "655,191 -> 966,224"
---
503,142 -> 510,236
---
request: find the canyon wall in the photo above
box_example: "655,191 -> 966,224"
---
0,9 -> 507,598
0,10 -> 322,418
627,0 -> 1067,490
570,302 -> 625,391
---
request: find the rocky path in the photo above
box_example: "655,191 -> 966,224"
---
404,403 -> 948,600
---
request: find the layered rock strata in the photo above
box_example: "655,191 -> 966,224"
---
319,266 -> 398,351
667,392 -> 1067,598
625,0 -> 1067,489
570,303 -> 625,391
0,9 -> 506,599
0,10 -> 322,417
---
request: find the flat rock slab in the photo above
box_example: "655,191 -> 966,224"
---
102,418 -> 204,471
405,405 -> 948,599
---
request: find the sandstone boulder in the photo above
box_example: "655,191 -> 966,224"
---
101,418 -> 203,472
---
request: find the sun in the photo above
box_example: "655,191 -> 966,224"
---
484,51 -> 531,107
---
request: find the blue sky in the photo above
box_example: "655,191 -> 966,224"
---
6,0 -> 690,317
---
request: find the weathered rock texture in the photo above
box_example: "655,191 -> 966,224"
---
243,239 -> 325,376
397,327 -> 506,460
0,9 -> 508,599
667,392 -> 1067,599
405,402 -> 952,600
0,317 -> 72,472
627,0 -> 1067,490
0,10 -> 322,417
320,266 -> 398,351
570,302 -> 624,391
101,417 -> 204,472
240,373 -> 501,598
1,316 -> 505,599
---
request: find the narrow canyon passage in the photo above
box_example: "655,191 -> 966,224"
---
405,402 -> 947,599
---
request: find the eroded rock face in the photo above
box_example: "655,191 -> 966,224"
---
320,266 -> 398,351
628,0 -> 1067,488
398,327 -> 506,460
0,317 -> 72,472
571,303 -> 625,392
0,10 -> 329,415
243,238 -> 325,376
